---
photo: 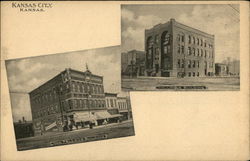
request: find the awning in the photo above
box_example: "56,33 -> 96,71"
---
95,111 -> 112,120
74,112 -> 97,122
109,114 -> 122,118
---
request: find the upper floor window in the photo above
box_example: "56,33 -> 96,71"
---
192,48 -> 195,56
197,38 -> 199,45
188,60 -> 191,68
193,37 -> 195,44
188,35 -> 191,44
181,35 -> 185,42
177,45 -> 180,54
188,47 -> 191,55
181,46 -> 184,54
177,59 -> 181,68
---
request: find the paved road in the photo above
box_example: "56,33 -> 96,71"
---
17,120 -> 135,151
122,77 -> 240,91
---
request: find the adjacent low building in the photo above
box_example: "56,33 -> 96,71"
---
121,50 -> 146,77
13,117 -> 34,139
145,18 -> 215,77
215,63 -> 228,76
117,97 -> 132,120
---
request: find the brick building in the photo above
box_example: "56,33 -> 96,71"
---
29,67 -> 119,135
145,18 -> 215,77
121,50 -> 145,77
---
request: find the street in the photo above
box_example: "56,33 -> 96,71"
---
122,76 -> 240,91
16,120 -> 134,151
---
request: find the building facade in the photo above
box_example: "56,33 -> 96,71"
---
105,93 -> 119,115
121,50 -> 145,77
145,18 -> 215,77
117,97 -> 132,120
29,68 -> 112,135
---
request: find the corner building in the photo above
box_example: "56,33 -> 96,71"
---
145,18 -> 215,77
29,68 -> 106,135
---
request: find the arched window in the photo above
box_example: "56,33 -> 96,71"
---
161,31 -> 170,55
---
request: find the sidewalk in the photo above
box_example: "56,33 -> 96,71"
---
17,119 -> 133,141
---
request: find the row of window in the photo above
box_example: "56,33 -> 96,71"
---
31,87 -> 61,106
177,59 -> 214,68
118,101 -> 127,110
71,81 -> 104,94
106,98 -> 117,108
33,105 -> 59,119
177,45 -> 213,58
177,34 -> 213,49
65,99 -> 106,110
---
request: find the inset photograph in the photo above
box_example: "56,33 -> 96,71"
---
121,4 -> 240,91
5,46 -> 135,151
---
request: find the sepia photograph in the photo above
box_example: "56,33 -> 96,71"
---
121,4 -> 240,91
5,46 -> 135,151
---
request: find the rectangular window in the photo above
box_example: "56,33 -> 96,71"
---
188,47 -> 191,55
188,35 -> 191,44
181,59 -> 185,68
181,46 -> 184,54
193,72 -> 196,77
181,35 -> 185,42
188,60 -> 191,68
178,59 -> 181,68
193,61 -> 196,68
177,45 -> 180,54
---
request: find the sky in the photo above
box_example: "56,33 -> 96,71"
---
5,46 -> 127,122
121,4 -> 240,63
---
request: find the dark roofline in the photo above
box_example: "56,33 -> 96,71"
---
29,69 -> 66,94
69,68 -> 103,78
173,20 -> 214,38
29,68 -> 103,94
146,18 -> 214,38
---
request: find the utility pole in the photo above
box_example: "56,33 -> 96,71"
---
56,85 -> 64,132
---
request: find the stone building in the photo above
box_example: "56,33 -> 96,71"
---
145,18 -> 215,77
29,67 -> 118,135
121,50 -> 145,77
